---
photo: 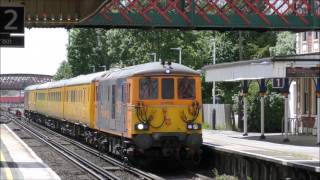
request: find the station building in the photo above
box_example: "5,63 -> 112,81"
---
294,31 -> 320,134
203,53 -> 320,144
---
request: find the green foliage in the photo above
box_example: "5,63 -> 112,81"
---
269,32 -> 296,56
53,60 -> 73,80
212,168 -> 238,180
246,82 -> 284,132
202,122 -> 210,129
68,29 -> 111,76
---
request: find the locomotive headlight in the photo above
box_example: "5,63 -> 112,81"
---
193,124 -> 199,130
187,123 -> 201,130
165,69 -> 171,74
187,123 -> 193,130
135,123 -> 149,130
137,124 -> 144,130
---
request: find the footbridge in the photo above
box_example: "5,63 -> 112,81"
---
1,0 -> 319,30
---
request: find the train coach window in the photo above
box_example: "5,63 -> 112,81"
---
178,78 -> 195,99
139,78 -> 158,99
162,78 -> 174,99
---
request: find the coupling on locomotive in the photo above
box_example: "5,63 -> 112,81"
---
24,62 -> 203,161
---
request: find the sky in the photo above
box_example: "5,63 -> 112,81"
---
0,28 -> 68,76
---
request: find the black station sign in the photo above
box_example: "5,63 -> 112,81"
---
286,67 -> 320,77
0,6 -> 24,34
0,34 -> 24,47
272,78 -> 284,88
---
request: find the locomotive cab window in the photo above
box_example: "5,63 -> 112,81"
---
139,78 -> 158,99
162,78 -> 174,99
178,78 -> 195,99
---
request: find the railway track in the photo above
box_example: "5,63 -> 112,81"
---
3,111 -> 164,180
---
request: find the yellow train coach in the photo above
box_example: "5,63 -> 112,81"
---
24,62 -> 203,161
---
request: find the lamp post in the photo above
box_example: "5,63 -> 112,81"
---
170,47 -> 182,64
148,53 -> 157,62
210,38 -> 216,104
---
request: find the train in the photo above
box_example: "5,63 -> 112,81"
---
24,62 -> 203,162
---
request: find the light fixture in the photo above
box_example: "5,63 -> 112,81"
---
135,123 -> 149,130
187,123 -> 201,130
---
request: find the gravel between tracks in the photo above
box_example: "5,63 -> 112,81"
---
6,122 -> 98,180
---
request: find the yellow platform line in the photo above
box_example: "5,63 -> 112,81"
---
0,151 -> 13,180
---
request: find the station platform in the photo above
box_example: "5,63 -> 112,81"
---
203,130 -> 320,172
0,124 -> 60,180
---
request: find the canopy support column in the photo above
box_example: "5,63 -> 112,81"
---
282,78 -> 290,142
242,80 -> 249,136
316,78 -> 320,144
259,79 -> 266,139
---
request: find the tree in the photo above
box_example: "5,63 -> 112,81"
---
269,32 -> 296,56
53,60 -> 72,80
68,29 -> 110,76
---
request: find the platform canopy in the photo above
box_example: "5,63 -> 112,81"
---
203,53 -> 320,82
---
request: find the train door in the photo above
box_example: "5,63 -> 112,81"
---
97,82 -> 107,130
118,82 -> 127,132
94,82 -> 99,127
110,84 -> 116,130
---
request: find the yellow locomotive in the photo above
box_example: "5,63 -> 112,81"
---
24,62 -> 203,160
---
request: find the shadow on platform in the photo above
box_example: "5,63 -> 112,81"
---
236,133 -> 318,147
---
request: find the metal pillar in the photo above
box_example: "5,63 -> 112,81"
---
243,95 -> 248,136
259,79 -> 266,139
283,94 -> 289,142
317,96 -> 320,144
260,95 -> 265,139
282,78 -> 290,142
316,78 -> 320,144
242,80 -> 249,136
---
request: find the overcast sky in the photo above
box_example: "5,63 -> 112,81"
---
0,28 -> 68,76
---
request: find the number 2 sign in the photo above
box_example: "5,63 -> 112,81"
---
0,6 -> 24,34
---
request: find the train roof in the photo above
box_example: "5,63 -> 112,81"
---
24,84 -> 40,91
24,62 -> 199,91
24,71 -> 108,90
103,62 -> 200,80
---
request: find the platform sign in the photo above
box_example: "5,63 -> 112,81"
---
272,78 -> 284,89
0,6 -> 24,48
0,34 -> 24,47
286,67 -> 320,77
0,6 -> 24,34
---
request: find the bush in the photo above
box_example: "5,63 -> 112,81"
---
247,92 -> 284,133
233,82 -> 284,133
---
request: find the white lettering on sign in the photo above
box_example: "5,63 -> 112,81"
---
4,9 -> 18,30
0,38 -> 12,45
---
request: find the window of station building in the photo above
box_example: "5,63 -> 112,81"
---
302,32 -> 307,41
139,78 -> 158,99
315,31 -> 319,39
161,78 -> 174,99
303,79 -> 310,114
178,78 -> 195,99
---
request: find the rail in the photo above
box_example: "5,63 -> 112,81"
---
3,110 -> 164,180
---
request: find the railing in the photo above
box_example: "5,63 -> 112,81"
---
282,117 -> 317,135
81,0 -> 320,30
